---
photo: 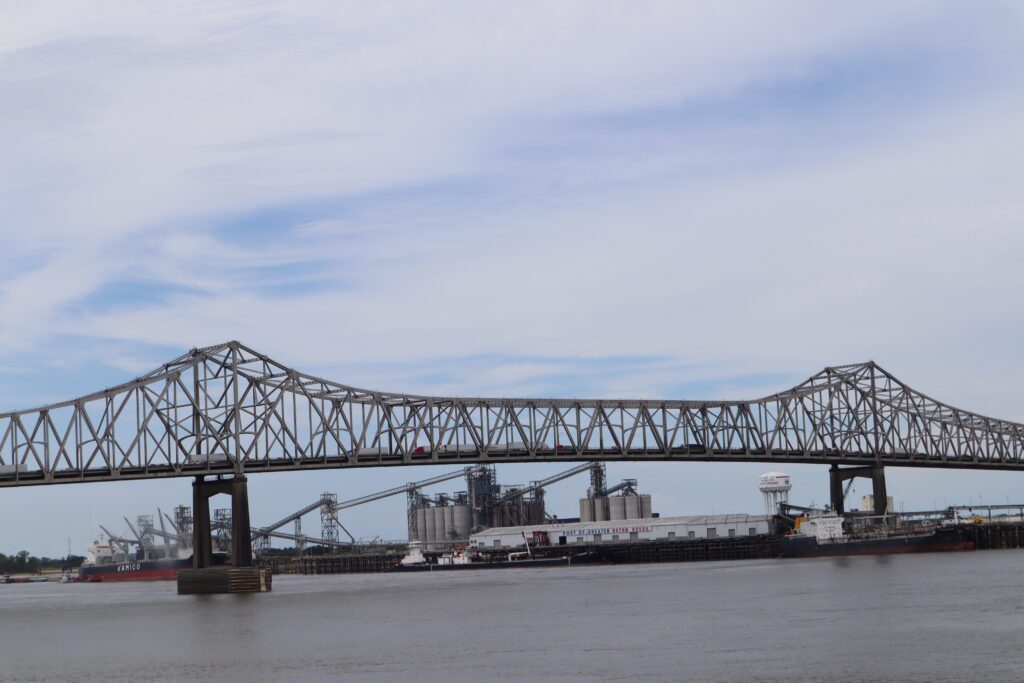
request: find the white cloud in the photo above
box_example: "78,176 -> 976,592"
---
3,2 -> 1024,555
4,2 -> 1012,353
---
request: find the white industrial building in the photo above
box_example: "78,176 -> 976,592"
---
469,514 -> 772,550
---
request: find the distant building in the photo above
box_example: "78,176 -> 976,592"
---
469,514 -> 772,550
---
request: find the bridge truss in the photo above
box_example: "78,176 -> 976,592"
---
1,341 -> 1022,487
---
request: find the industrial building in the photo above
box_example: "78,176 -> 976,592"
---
575,463 -> 654,522
466,464 -> 771,550
408,463 -> 598,550
469,514 -> 772,550
405,462 -> 666,550
408,492 -> 475,550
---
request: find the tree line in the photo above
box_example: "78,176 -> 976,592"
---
0,551 -> 85,574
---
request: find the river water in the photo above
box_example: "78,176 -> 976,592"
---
2,551 -> 1023,682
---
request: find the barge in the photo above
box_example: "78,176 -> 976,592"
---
779,511 -> 975,559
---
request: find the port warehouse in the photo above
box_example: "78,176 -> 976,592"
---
468,514 -> 773,549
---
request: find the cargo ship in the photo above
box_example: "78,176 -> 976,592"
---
78,535 -> 192,582
779,512 -> 974,558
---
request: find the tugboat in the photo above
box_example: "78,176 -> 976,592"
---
779,510 -> 974,558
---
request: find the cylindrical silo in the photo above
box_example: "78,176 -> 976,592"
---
415,506 -> 428,543
424,506 -> 436,546
579,498 -> 594,523
639,494 -> 652,519
624,495 -> 641,520
452,505 -> 471,540
526,500 -> 545,525
594,497 -> 609,522
444,506 -> 456,540
434,507 -> 448,545
609,496 -> 626,521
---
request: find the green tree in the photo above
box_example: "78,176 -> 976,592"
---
15,550 -> 30,573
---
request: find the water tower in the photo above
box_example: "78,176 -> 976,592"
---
758,471 -> 792,516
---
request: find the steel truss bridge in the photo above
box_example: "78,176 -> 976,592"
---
2,341 -> 1023,489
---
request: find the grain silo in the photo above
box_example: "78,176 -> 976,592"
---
452,504 -> 472,540
609,496 -> 627,521
579,498 -> 595,522
414,506 -> 428,543
424,505 -> 436,545
624,495 -> 641,520
640,495 -> 652,518
435,506 -> 449,545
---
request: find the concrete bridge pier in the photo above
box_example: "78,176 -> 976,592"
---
178,474 -> 270,594
829,464 -> 887,516
190,474 -> 253,568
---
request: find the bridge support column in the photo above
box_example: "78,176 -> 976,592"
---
230,476 -> 253,567
829,465 -> 845,515
871,466 -> 887,516
179,474 -> 269,595
192,477 -> 213,569
190,475 -> 253,567
829,464 -> 887,516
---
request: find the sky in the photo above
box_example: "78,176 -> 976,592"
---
2,1 -> 1024,557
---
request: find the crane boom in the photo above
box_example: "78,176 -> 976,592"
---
209,520 -> 350,547
333,467 -> 477,512
602,478 -> 637,497
261,499 -> 324,534
157,507 -> 173,558
123,516 -> 152,560
162,510 -> 180,535
98,524 -> 133,556
257,467 -> 476,533
143,520 -> 345,548
492,462 -> 596,505
248,527 -> 347,548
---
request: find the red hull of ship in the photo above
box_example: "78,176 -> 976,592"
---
79,558 -> 192,582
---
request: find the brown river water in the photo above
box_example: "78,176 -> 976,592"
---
2,551 -> 1023,682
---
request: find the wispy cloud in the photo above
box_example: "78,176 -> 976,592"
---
5,2 -> 1023,399
3,2 -> 1024,554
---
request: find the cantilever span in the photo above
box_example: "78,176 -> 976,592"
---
1,341 -> 1023,487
